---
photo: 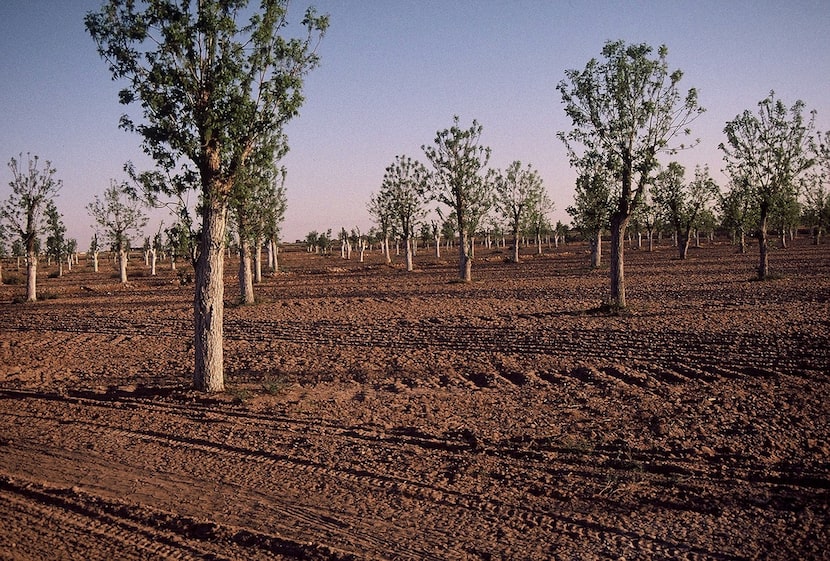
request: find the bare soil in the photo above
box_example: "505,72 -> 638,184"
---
0,239 -> 828,561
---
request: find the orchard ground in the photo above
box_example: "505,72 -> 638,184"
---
0,237 -> 827,560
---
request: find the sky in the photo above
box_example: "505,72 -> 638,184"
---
1,0 -> 829,246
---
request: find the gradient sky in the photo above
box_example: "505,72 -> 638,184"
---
1,1 -> 829,246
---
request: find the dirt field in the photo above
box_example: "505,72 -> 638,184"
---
0,238 -> 828,560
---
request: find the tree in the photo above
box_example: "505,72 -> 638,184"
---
652,163 -> 719,259
423,116 -> 493,282
493,161 -> 545,263
720,91 -> 815,279
567,151 -> 612,268
802,130 -> 830,244
0,153 -> 62,302
44,200 -> 68,276
88,181 -> 148,283
719,176 -> 757,252
558,41 -> 703,308
376,155 -> 428,271
86,0 -> 327,392
368,191 -> 393,264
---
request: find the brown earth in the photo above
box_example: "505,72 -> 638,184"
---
0,238 -> 828,561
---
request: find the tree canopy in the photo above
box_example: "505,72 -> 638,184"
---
86,0 -> 327,392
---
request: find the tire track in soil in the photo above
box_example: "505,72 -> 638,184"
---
2,309 -> 826,388
0,390 -> 798,561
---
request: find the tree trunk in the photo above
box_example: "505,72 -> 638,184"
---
434,235 -> 441,258
26,250 -> 37,302
254,239 -> 263,284
118,248 -> 128,283
150,248 -> 157,276
459,231 -> 472,282
590,231 -> 602,268
238,236 -> 255,304
678,230 -> 691,260
511,227 -> 520,263
193,201 -> 227,393
384,236 -> 392,264
405,237 -> 414,271
739,229 -> 747,254
609,214 -> 628,309
757,210 -> 769,280
271,237 -> 280,273
647,230 -> 654,252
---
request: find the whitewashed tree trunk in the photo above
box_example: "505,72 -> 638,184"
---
118,248 -> 128,283
254,239 -> 263,283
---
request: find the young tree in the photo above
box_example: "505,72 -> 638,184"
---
87,181 -> 148,283
802,130 -> 830,244
652,163 -> 719,259
377,155 -> 428,271
567,151 -> 612,268
44,200 -> 68,276
86,1 -> 328,392
493,161 -> 545,263
0,153 -> 62,302
720,91 -> 815,279
558,41 -> 703,308
719,176 -> 757,252
368,191 -> 393,264
423,116 -> 493,282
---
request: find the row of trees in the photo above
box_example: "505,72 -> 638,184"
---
366,117 -> 554,280
557,41 -> 829,309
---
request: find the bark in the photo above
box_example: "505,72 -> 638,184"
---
92,252 -> 99,272
26,250 -> 37,302
271,238 -> 280,273
511,227 -> 520,263
757,209 -> 769,280
590,234 -> 602,268
404,237 -> 414,271
458,230 -> 472,282
253,240 -> 263,284
150,248 -> 157,276
678,230 -> 691,260
238,236 -> 255,304
118,248 -> 128,283
434,235 -> 441,258
193,200 -> 227,393
609,213 -> 628,308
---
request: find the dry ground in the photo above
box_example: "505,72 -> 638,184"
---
0,238 -> 828,560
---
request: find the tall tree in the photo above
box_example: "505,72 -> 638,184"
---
86,0 -> 327,392
87,180 -> 148,283
652,163 -> 719,259
376,155 -> 428,271
558,41 -> 703,308
720,91 -> 815,279
493,161 -> 545,263
0,153 -> 62,302
802,130 -> 830,244
423,116 -> 493,282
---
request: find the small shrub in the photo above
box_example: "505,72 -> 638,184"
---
262,375 -> 289,395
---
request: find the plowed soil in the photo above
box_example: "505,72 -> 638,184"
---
0,239 -> 828,561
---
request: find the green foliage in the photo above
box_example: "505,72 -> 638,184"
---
44,200 -> 67,266
652,163 -> 719,237
558,40 -> 703,305
720,91 -> 816,275
377,155 -> 429,243
1,153 -> 62,258
566,150 -> 612,242
87,180 -> 149,254
422,116 -> 493,279
492,161 -> 547,239
801,130 -> 830,241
